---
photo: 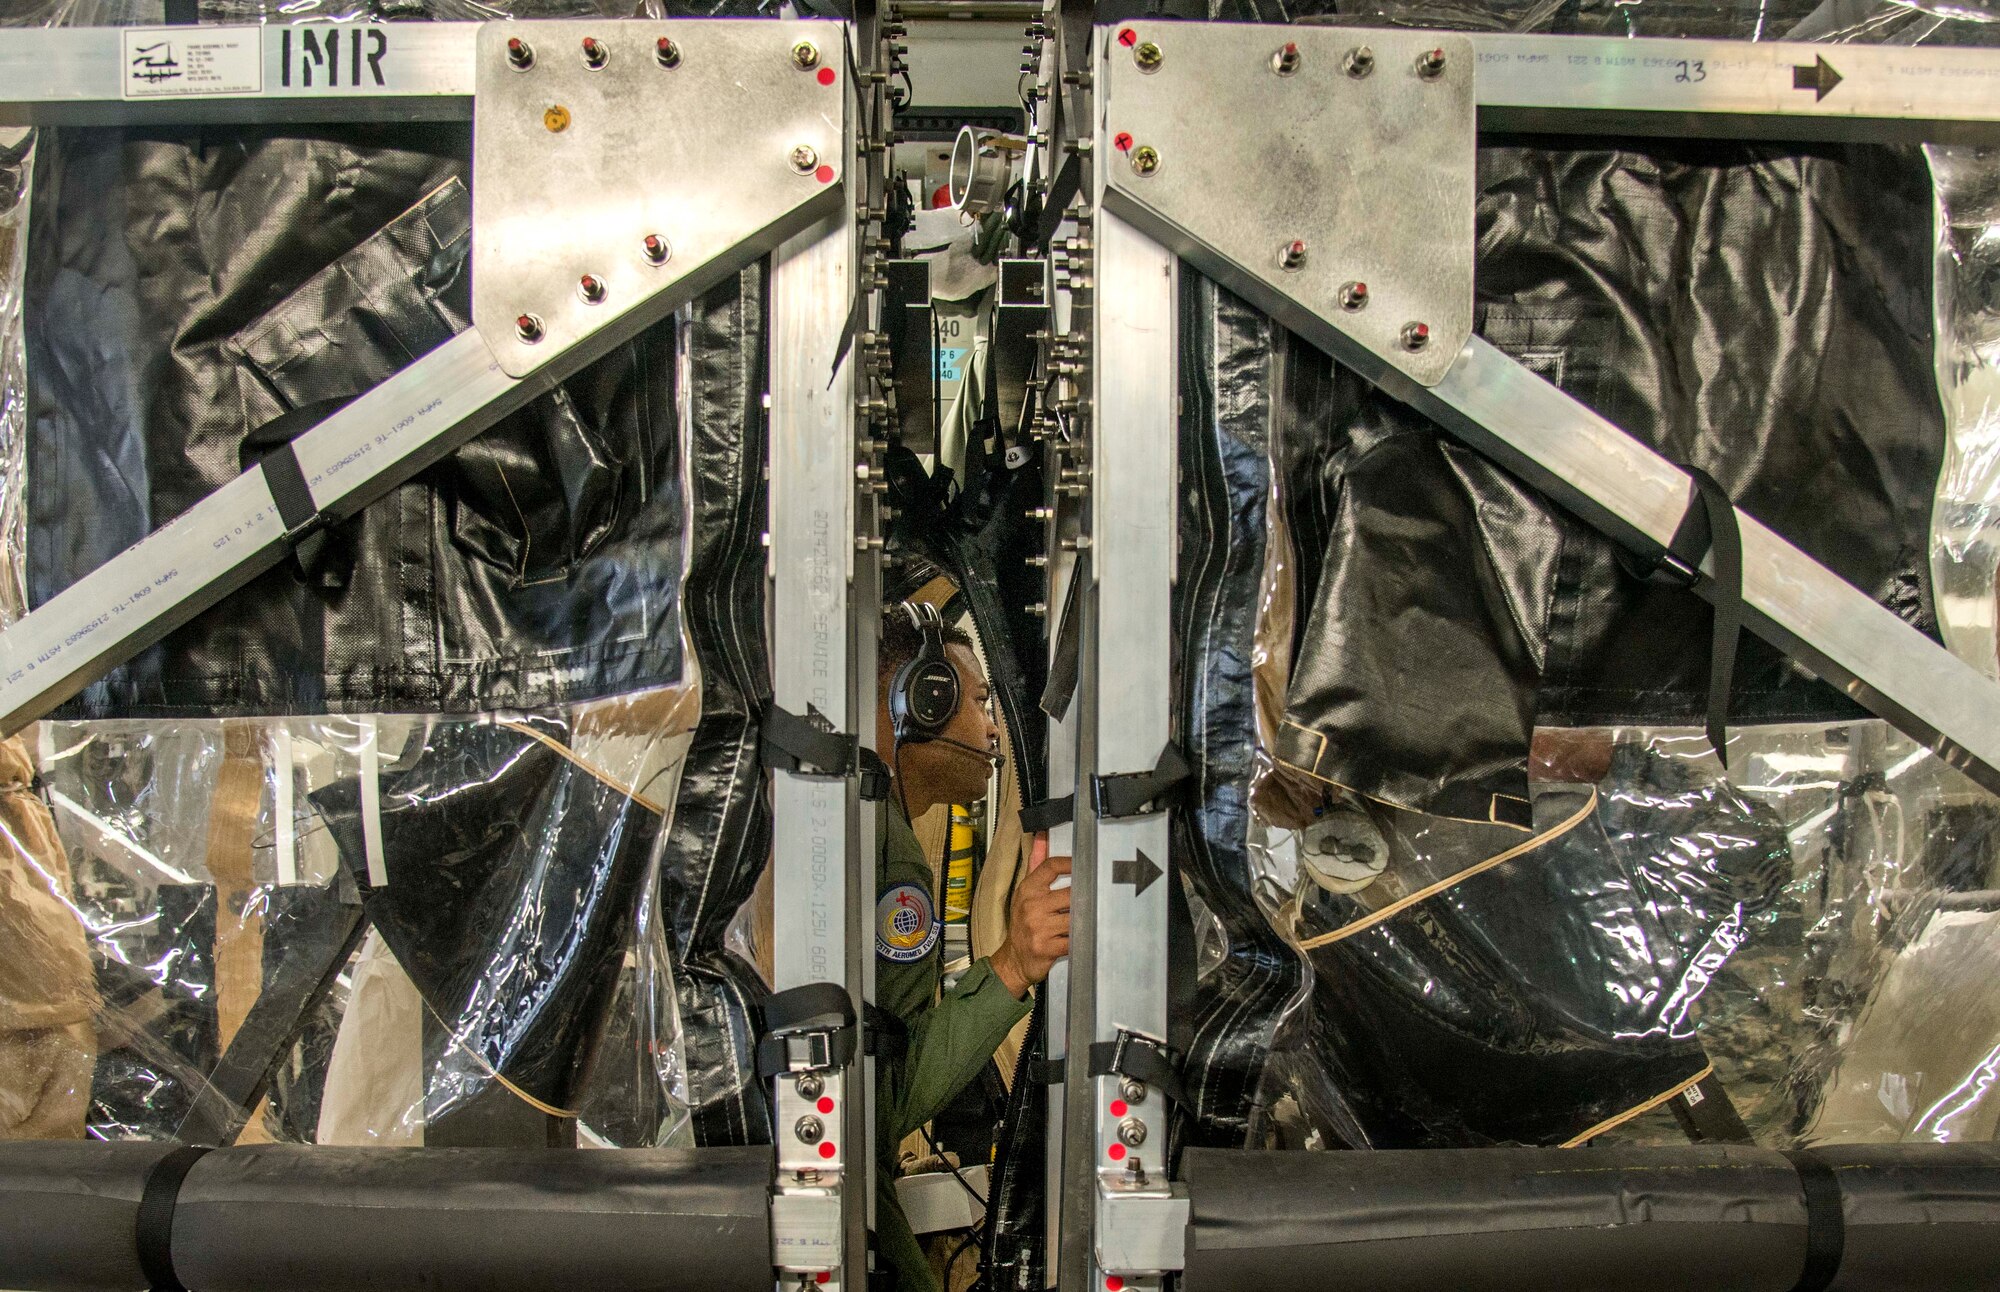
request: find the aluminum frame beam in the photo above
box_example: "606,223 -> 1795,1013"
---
0,20 -> 475,125
1469,31 -> 2000,144
1067,203 -> 1180,1291
768,206 -> 870,1292
12,22 -> 2000,138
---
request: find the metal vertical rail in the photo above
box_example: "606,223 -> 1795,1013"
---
1068,197 -> 1179,1291
769,188 -> 863,1290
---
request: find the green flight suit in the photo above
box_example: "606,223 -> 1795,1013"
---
875,801 -> 1032,1292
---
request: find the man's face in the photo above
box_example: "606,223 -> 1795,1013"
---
909,642 -> 998,806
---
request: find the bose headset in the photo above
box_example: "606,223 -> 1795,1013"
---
889,600 -> 962,743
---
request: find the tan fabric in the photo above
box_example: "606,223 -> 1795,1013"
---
1247,502 -> 1324,830
205,724 -> 266,1054
0,731 -> 98,1140
972,720 -> 1031,1087
0,1022 -> 95,1140
0,734 -> 97,1033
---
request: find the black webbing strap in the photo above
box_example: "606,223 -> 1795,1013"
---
757,982 -> 859,1078
1622,467 -> 1744,767
1667,1072 -> 1753,1144
260,444 -> 319,541
136,1145 -> 211,1292
1091,743 -> 1192,820
1032,152 -> 1083,253
1018,794 -> 1074,835
1783,1149 -> 1846,1292
1039,555 -> 1084,723
1025,1057 -> 1065,1086
761,701 -> 891,801
1087,1030 -> 1188,1108
244,398 -> 358,581
863,1002 -> 908,1063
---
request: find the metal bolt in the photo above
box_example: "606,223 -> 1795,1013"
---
515,313 -> 544,343
581,36 -> 607,69
1416,46 -> 1446,78
1401,321 -> 1431,351
1133,41 -> 1163,72
506,36 -> 534,70
1339,281 -> 1369,311
796,1072 -> 825,1100
578,274 -> 607,305
1279,239 -> 1307,272
643,234 -> 670,265
655,36 -> 681,68
1027,506 -> 1055,522
1344,45 -> 1374,78
790,144 -> 820,174
1027,602 -> 1048,618
1119,1077 -> 1148,1106
794,1115 -> 824,1145
1117,1117 -> 1148,1148
1271,41 -> 1301,76
1028,554 -> 1050,569
543,104 -> 570,133
792,39 -> 820,69
1130,145 -> 1160,177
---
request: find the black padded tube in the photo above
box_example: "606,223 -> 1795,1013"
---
1183,1144 -> 2000,1292
0,1143 -> 774,1292
0,1141 -> 184,1292
1184,1145 -> 1810,1292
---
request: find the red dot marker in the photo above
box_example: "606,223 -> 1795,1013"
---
818,1141 -> 837,1159
1117,27 -> 1138,46
816,1096 -> 835,1114
1106,1279 -> 1125,1292
815,164 -> 835,184
1113,132 -> 1133,153
1110,1099 -> 1128,1117
815,1273 -> 832,1285
817,66 -> 836,85
1108,1142 -> 1126,1162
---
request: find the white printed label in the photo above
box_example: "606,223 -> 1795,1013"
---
121,27 -> 262,99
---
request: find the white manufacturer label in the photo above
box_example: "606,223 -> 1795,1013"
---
121,27 -> 262,99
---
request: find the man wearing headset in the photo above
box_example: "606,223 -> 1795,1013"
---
875,601 -> 1071,1292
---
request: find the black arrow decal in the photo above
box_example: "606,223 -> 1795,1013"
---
1792,55 -> 1843,102
1112,849 -> 1163,897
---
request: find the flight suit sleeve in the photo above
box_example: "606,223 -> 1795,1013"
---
880,956 -> 1032,1144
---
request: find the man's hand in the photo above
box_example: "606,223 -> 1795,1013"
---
991,842 -> 1071,999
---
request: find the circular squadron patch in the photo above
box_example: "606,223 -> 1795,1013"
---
877,881 -> 941,964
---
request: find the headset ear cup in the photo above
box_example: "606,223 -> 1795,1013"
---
907,659 -> 961,732
890,600 -> 962,740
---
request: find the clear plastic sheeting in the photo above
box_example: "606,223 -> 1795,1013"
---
1245,723 -> 2000,1150
1932,143 -> 2000,681
4,687 -> 700,1147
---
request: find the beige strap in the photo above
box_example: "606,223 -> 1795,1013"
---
1560,1064 -> 1716,1148
1296,789 -> 1599,950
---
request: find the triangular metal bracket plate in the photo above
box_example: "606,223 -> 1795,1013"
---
474,19 -> 846,378
1099,23 -> 1474,388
